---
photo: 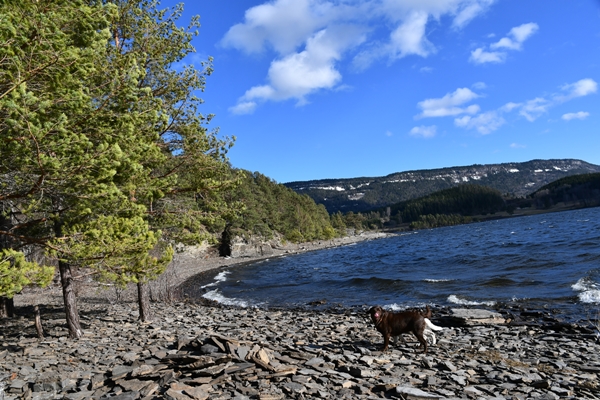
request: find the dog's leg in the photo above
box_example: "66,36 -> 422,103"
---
412,323 -> 427,353
382,333 -> 391,352
417,334 -> 428,353
393,335 -> 408,346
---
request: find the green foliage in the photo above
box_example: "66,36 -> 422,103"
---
409,214 -> 472,230
529,173 -> 600,209
387,184 -> 505,224
50,216 -> 172,286
0,250 -> 54,299
535,172 -> 600,192
226,171 -> 337,243
104,0 -> 242,246
0,0 -> 238,302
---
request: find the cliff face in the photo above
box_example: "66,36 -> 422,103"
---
284,159 -> 600,213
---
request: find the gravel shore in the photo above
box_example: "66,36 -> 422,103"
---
2,232 -> 600,400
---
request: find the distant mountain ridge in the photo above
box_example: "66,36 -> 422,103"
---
284,159 -> 600,214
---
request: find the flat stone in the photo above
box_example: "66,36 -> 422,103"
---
283,382 -> 306,394
109,392 -> 141,400
184,386 -> 210,400
396,386 -> 441,399
63,391 -> 96,400
117,378 -> 150,392
111,365 -> 134,380
450,309 -> 506,324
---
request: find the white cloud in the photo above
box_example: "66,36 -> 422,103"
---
469,48 -> 505,64
416,78 -> 596,134
354,0 -> 496,70
385,130 -> 394,137
223,0 -> 497,112
500,102 -> 521,112
230,26 -> 365,110
416,87 -> 480,118
220,0 -> 329,54
562,111 -> 590,121
454,111 -> 505,134
470,22 -> 538,64
420,66 -> 433,73
510,143 -> 526,149
519,97 -> 550,122
490,22 -> 539,51
389,11 -> 434,58
512,78 -> 598,121
472,81 -> 487,90
556,78 -> 598,102
452,0 -> 496,29
229,101 -> 258,115
410,125 -> 437,138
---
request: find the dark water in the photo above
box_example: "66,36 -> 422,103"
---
194,207 -> 600,323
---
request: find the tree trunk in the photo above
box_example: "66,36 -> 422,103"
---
0,206 -> 16,318
34,305 -> 44,338
137,281 -> 152,323
59,260 -> 83,339
0,296 -> 14,318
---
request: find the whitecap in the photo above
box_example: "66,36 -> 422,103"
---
578,290 -> 600,304
384,303 -> 429,311
386,303 -> 406,311
202,289 -> 251,308
570,278 -> 600,304
201,271 -> 230,289
447,294 -> 496,307
423,278 -> 453,283
572,277 -> 597,292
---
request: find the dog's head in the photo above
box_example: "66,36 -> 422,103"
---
368,306 -> 385,324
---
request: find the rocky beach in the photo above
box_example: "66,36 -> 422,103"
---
2,232 -> 600,400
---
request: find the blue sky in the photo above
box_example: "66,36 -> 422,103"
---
165,0 -> 600,183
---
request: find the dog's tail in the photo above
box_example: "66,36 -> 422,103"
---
424,318 -> 443,331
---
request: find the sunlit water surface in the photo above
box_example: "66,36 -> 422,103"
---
192,207 -> 600,323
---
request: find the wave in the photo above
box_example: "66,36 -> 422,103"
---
447,294 -> 496,307
201,271 -> 230,289
572,277 -> 600,304
482,277 -> 517,287
202,289 -> 252,308
423,278 -> 453,283
385,302 -> 431,312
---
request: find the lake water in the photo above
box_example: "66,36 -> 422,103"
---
193,207 -> 600,324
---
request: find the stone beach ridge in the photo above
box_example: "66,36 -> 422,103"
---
2,233 -> 600,400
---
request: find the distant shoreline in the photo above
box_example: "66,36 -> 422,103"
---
382,203 -> 598,233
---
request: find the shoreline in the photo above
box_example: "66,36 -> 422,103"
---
3,231 -> 600,399
11,231 -> 395,310
2,299 -> 600,399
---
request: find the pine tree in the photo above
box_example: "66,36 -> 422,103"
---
1,0 -> 239,333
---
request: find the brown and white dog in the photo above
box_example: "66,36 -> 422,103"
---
368,305 -> 442,353
400,305 -> 442,346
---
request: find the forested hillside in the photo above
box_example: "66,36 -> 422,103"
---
350,174 -> 600,231
285,159 -> 600,214
384,185 -> 506,228
222,171 -> 338,243
530,173 -> 600,209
